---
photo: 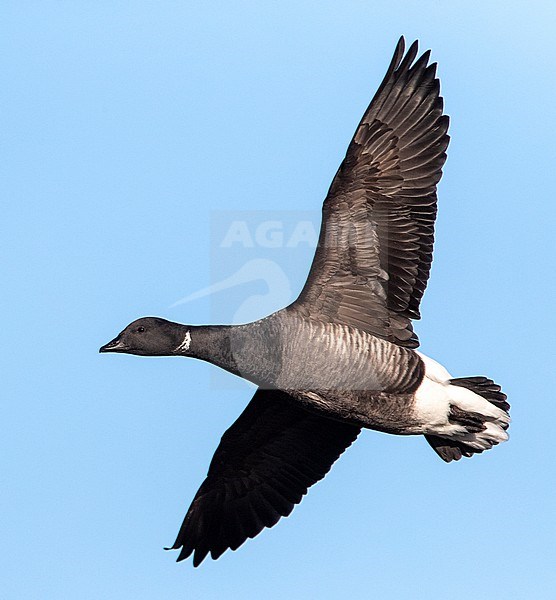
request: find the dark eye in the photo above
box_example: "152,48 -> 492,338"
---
137,326 -> 145,333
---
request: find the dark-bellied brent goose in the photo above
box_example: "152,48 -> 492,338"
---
100,37 -> 509,567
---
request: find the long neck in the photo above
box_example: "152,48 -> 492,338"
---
178,325 -> 241,377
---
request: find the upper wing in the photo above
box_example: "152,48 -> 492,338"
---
167,388 -> 360,566
292,37 -> 450,348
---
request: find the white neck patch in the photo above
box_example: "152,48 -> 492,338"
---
176,330 -> 191,353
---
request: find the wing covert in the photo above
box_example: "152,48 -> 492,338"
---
293,37 -> 450,348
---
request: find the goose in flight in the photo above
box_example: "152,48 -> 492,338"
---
100,37 -> 509,567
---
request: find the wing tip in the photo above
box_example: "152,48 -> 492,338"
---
395,35 -> 406,58
192,549 -> 209,567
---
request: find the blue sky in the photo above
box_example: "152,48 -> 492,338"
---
2,2 -> 555,598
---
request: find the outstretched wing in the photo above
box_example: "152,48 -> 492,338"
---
168,389 -> 360,566
292,37 -> 450,348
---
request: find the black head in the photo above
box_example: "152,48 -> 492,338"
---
99,317 -> 188,356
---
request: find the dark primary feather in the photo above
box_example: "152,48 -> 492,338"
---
293,37 -> 450,348
168,38 -> 449,566
168,389 -> 360,566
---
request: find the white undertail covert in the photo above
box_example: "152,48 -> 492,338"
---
414,352 -> 509,451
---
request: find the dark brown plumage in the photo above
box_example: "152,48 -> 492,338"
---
168,389 -> 360,566
169,37 -> 451,564
100,37 -> 509,568
295,37 -> 449,348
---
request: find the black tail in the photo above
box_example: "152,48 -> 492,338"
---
425,376 -> 509,463
448,377 -> 510,412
